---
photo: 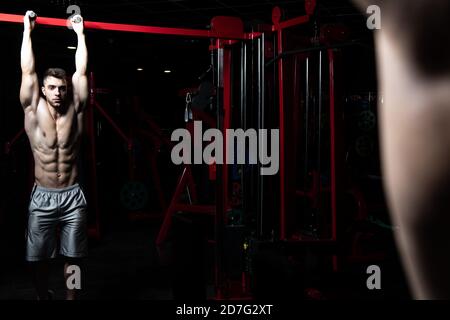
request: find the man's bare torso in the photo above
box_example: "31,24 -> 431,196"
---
25,97 -> 83,188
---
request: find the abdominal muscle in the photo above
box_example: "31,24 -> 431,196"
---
32,146 -> 79,188
26,100 -> 82,189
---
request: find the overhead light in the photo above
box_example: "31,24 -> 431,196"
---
67,46 -> 77,50
137,68 -> 144,71
164,70 -> 171,73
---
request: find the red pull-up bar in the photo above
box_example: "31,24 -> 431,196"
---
0,13 -> 246,40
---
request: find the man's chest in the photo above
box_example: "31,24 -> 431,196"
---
28,105 -> 82,150
38,118 -> 79,149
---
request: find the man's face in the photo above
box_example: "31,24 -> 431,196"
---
42,76 -> 68,108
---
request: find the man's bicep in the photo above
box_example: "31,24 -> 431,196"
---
72,72 -> 88,107
20,73 -> 39,109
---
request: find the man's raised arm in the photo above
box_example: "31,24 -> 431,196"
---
20,11 -> 39,112
71,15 -> 88,112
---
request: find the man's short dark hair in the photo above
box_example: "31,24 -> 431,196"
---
43,68 -> 67,83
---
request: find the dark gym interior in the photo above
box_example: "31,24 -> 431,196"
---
0,0 -> 415,301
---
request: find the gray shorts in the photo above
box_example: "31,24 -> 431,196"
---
26,183 -> 88,262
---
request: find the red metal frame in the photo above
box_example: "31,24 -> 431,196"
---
273,15 -> 310,31
155,108 -> 219,246
89,72 -> 184,232
0,12 -> 311,41
4,128 -> 25,155
271,7 -> 343,274
289,48 -> 339,270
222,42 -> 232,225
0,13 -> 246,39
328,49 -> 337,243
93,101 -> 132,149
86,73 -> 101,239
289,55 -> 338,233
155,36 -> 234,299
155,165 -> 204,246
128,97 -> 172,219
277,28 -> 286,240
127,105 -> 177,219
328,49 -> 339,271
271,7 -> 312,240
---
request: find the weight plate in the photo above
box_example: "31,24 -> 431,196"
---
120,181 -> 149,211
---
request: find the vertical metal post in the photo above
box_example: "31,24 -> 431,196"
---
87,72 -> 101,239
256,36 -> 265,238
223,46 -> 231,224
277,28 -> 286,240
304,57 -> 310,190
327,49 -> 336,243
213,38 -> 228,299
328,49 -> 338,271
240,42 -> 247,212
316,51 -> 323,234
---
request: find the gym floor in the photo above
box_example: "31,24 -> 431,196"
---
0,217 -> 410,300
